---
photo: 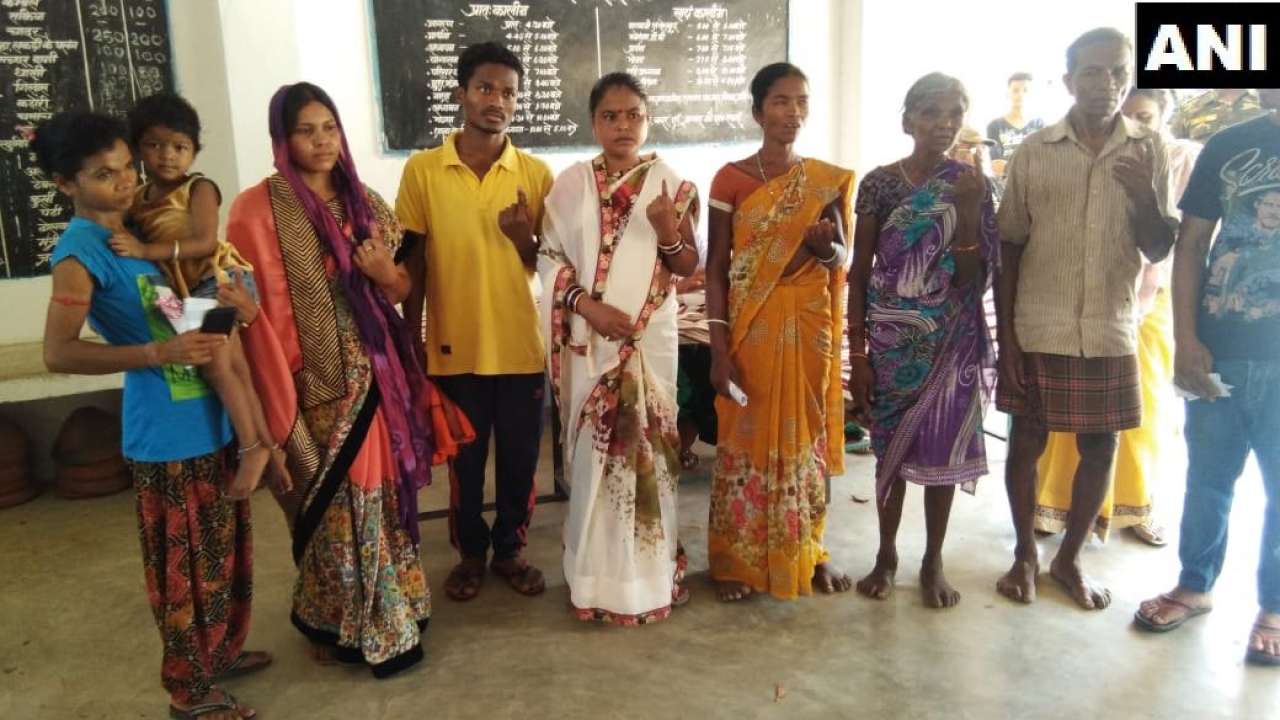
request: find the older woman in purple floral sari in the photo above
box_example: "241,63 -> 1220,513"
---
848,73 -> 1000,609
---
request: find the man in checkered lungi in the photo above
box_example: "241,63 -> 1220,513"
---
993,28 -> 1178,609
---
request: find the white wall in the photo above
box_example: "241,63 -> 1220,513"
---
855,0 -> 1137,174
217,0 -> 302,191
174,0 -> 239,204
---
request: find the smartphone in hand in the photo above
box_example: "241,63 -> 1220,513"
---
199,306 -> 238,336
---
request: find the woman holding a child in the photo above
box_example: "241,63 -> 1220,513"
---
36,108 -> 275,718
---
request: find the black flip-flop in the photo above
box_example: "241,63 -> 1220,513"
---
1133,593 -> 1212,633
169,690 -> 254,719
215,651 -> 272,681
1245,624 -> 1280,667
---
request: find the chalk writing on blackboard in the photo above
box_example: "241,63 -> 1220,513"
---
371,1 -> 788,151
0,0 -> 174,279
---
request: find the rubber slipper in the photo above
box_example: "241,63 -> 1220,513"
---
215,651 -> 272,681
1245,624 -> 1280,667
1133,593 -> 1212,633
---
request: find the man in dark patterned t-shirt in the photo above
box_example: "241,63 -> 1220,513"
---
1135,89 -> 1280,669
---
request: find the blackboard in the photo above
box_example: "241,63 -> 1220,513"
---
371,0 -> 788,151
0,0 -> 173,279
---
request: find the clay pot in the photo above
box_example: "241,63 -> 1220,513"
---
52,406 -> 122,467
51,407 -> 130,500
0,415 -> 27,463
54,454 -> 131,499
0,416 -> 39,508
0,470 -> 41,507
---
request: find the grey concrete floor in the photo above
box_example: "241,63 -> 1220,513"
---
2,435 -> 1278,719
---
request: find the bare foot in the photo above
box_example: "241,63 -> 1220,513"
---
996,557 -> 1039,604
226,444 -> 270,500
308,642 -> 338,666
813,562 -> 853,594
856,550 -> 898,600
920,556 -> 960,609
715,581 -> 754,602
1049,555 -> 1111,610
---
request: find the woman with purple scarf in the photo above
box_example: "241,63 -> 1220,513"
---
228,82 -> 472,677
847,73 -> 1000,609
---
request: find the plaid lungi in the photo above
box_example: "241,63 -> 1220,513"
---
996,353 -> 1141,433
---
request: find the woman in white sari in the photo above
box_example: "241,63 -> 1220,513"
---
539,73 -> 700,624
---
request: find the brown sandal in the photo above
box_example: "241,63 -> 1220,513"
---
444,558 -> 486,602
491,557 -> 546,596
1130,523 -> 1168,547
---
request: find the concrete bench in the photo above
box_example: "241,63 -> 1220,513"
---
0,341 -> 123,404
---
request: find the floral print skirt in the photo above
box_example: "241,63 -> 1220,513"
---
131,448 -> 252,704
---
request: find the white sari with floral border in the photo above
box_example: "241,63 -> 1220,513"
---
538,155 -> 698,624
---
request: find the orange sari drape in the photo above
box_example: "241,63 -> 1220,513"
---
227,180 -> 472,512
708,159 -> 854,599
227,180 -> 394,498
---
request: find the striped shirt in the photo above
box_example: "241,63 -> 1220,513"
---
997,114 -> 1178,358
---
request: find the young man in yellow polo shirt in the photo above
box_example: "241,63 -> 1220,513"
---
396,42 -> 554,601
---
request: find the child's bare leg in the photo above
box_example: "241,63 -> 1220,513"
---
226,332 -> 288,490
201,338 -> 268,499
227,333 -> 274,448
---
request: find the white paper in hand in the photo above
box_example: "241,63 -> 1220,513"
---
1174,373 -> 1233,401
175,297 -> 218,334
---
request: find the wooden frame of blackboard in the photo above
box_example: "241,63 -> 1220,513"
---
365,0 -> 792,155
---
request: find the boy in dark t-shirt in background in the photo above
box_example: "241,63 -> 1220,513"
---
1134,90 -> 1280,668
986,72 -> 1044,179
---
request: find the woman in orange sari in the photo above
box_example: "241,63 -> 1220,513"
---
706,63 -> 855,601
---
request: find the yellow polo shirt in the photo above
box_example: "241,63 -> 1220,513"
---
395,133 -> 553,376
